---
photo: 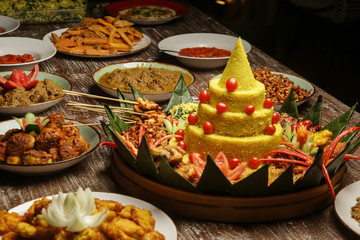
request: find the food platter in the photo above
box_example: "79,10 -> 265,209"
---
0,37 -> 56,71
92,61 -> 195,102
0,15 -> 20,36
272,72 -> 314,110
334,181 -> 360,236
112,150 -> 346,223
5,192 -> 176,239
0,118 -> 100,175
158,33 -> 251,69
211,72 -> 314,111
43,28 -> 151,58
0,71 -> 71,116
106,0 -> 189,25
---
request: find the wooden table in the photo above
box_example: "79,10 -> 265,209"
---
1,2 -> 360,239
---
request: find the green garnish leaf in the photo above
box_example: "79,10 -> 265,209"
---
104,105 -> 130,132
158,156 -> 198,192
136,135 -> 160,180
294,149 -> 324,190
100,121 -> 113,141
267,163 -> 294,195
196,154 -> 232,194
303,95 -> 322,127
165,74 -> 193,114
129,83 -> 146,100
117,89 -> 132,117
323,103 -> 358,138
230,164 -> 268,196
279,89 -> 299,119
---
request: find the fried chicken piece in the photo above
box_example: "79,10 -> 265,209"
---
0,210 -> 22,235
101,216 -> 145,239
142,231 -> 165,240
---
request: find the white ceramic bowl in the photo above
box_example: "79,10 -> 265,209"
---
0,118 -> 100,176
93,62 -> 195,102
0,37 -> 57,71
0,71 -> 71,116
158,33 -> 251,69
0,15 -> 20,36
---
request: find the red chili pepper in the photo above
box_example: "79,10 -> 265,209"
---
343,154 -> 360,160
138,125 -> 144,147
265,148 -> 312,165
100,142 -> 118,148
259,157 -> 311,166
322,165 -> 335,200
323,127 -> 360,165
151,134 -> 182,149
280,142 -> 314,164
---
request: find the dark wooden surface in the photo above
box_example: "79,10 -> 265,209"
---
1,2 -> 360,239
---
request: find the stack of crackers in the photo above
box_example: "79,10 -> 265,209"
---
51,16 -> 143,55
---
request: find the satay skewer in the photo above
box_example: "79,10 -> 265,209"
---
63,90 -> 138,105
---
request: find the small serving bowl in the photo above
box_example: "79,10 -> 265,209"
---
0,15 -> 20,36
158,33 -> 251,69
93,62 -> 195,102
0,118 -> 100,176
0,37 -> 57,71
0,71 -> 71,116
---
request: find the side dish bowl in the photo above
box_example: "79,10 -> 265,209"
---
93,62 -> 195,102
0,37 -> 56,71
0,15 -> 20,36
0,71 -> 71,116
158,33 -> 251,69
0,118 -> 100,176
106,0 -> 189,25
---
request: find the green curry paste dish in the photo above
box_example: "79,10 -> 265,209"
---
101,75 -> 360,199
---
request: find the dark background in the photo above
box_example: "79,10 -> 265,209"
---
184,0 -> 360,112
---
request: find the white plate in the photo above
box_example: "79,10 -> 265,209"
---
158,33 -> 251,69
0,118 -> 100,175
210,72 -> 314,111
43,28 -> 151,58
0,71 -> 71,116
93,61 -> 195,102
7,192 -> 177,239
335,181 -> 360,236
0,37 -> 56,71
0,15 -> 20,36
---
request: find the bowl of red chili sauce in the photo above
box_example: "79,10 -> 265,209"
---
0,37 -> 56,71
158,33 -> 251,69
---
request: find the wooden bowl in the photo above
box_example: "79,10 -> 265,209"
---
112,150 -> 346,222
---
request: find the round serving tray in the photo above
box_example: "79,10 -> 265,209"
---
111,150 -> 346,222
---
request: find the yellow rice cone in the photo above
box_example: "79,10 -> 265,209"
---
219,38 -> 257,91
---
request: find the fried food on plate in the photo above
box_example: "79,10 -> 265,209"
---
51,16 -> 144,56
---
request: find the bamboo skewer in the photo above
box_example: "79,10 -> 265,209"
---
66,101 -> 148,116
63,90 -> 138,105
63,123 -> 101,128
